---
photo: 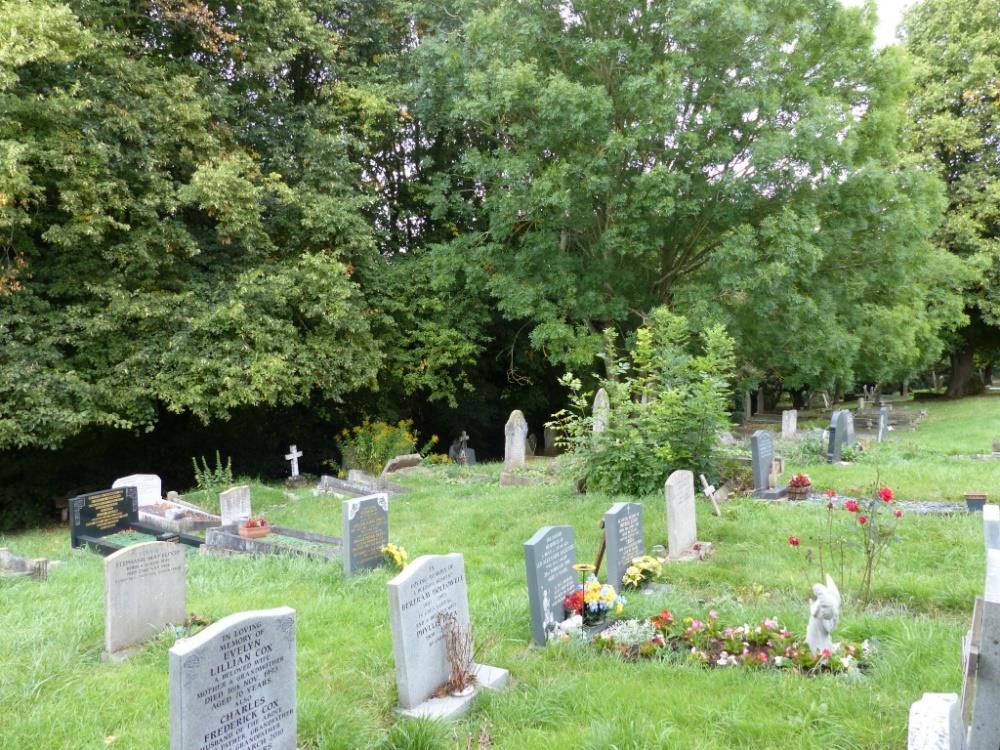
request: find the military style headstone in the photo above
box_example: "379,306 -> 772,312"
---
111,474 -> 162,507
104,541 -> 185,659
284,444 -> 303,478
219,485 -> 251,527
503,410 -> 528,470
665,470 -> 697,559
751,431 -> 788,499
524,526 -> 577,646
604,503 -> 643,589
169,607 -> 297,750
593,388 -> 610,434
878,406 -> 890,442
781,410 -> 797,438
70,487 -> 138,550
387,553 -> 508,718
341,493 -> 389,576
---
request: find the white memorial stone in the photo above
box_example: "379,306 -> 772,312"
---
219,485 -> 251,526
169,607 -> 297,750
503,411 -> 528,470
908,693 -> 966,750
665,470 -> 696,559
111,474 -> 163,508
593,388 -> 610,434
104,541 -> 185,657
781,410 -> 797,438
284,444 -> 303,478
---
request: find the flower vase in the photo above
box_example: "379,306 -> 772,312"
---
787,485 -> 811,501
239,525 -> 270,539
582,608 -> 605,627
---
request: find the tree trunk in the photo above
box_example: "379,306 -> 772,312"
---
789,388 -> 808,409
947,348 -> 975,398
985,362 -> 994,386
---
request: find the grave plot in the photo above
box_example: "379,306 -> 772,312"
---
112,474 -> 222,534
205,524 -> 341,561
70,488 -> 203,555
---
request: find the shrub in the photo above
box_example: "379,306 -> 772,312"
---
337,420 -> 435,474
191,451 -> 234,495
549,308 -> 735,496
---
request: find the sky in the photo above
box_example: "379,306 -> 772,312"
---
843,0 -> 915,47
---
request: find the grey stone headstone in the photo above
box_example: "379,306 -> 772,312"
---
104,541 -> 186,656
827,425 -> 839,463
878,406 -> 890,442
837,409 -> 856,447
284,444 -> 303,477
341,493 -> 389,576
593,388 -> 610,433
504,410 -> 528,470
169,607 -> 297,750
543,426 -> 557,456
665,470 -> 697,559
524,526 -> 577,646
985,505 -> 1000,552
526,433 -> 538,456
750,431 -> 774,491
604,502 -> 644,588
219,485 -> 251,526
966,550 -> 1000,750
111,474 -> 162,507
907,693 -> 965,750
781,410 -> 797,438
387,554 -> 469,710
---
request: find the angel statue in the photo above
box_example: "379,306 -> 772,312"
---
806,575 -> 841,654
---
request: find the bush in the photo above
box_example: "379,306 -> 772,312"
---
549,308 -> 735,496
337,420 -> 434,474
191,451 -> 234,495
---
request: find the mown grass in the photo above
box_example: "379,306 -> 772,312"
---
0,455 -> 984,749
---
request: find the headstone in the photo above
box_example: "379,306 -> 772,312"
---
526,433 -> 538,456
284,444 -> 303,477
992,439 -> 1000,457
70,487 -> 138,549
593,388 -> 610,433
665,470 -> 696,559
381,454 -> 422,475
341,493 -> 389,576
603,502 -> 644,588
543,426 -> 557,456
743,392 -> 752,421
523,526 -> 577,646
503,410 -> 528,470
169,607 -> 297,750
756,389 -> 765,415
104,541 -> 185,657
448,432 -> 477,465
858,397 -> 866,410
111,474 -> 162,507
827,425 -> 839,463
967,549 -> 1000,749
219,485 -> 251,527
781,410 -> 797,438
837,409 -> 856,447
878,406 -> 890,442
985,505 -> 1000,552
908,693 -> 965,750
751,430 -> 787,499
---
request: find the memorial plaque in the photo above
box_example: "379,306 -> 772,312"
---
169,607 -> 297,750
524,526 -> 577,646
70,487 -> 138,549
387,554 -> 469,709
341,493 -> 389,576
604,503 -> 643,588
112,474 -> 162,507
665,470 -> 697,559
219,486 -> 251,527
105,541 -> 186,655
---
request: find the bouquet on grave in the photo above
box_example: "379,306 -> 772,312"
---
563,575 -> 625,623
789,473 -> 812,489
381,543 -> 408,570
621,555 -> 663,590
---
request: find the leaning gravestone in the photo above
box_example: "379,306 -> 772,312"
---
219,485 -> 251,526
604,503 -> 643,588
665,470 -> 699,560
524,526 -> 577,646
381,454 -> 422,476
387,553 -> 509,718
781,410 -> 797,438
751,431 -> 788,499
593,388 -> 610,434
111,474 -> 162,507
341,493 -> 389,576
104,541 -> 185,659
169,607 -> 296,750
503,410 -> 528,470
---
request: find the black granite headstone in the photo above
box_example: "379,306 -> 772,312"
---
70,487 -> 137,549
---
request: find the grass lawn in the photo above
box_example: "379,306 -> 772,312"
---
786,393 -> 1000,501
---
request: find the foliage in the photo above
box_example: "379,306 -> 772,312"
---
191,451 -> 233,496
550,309 -> 734,495
336,420 -> 430,475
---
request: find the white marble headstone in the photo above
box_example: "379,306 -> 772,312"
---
907,693 -> 965,750
503,411 -> 528,470
104,541 -> 185,656
169,607 -> 296,750
387,554 -> 469,709
781,410 -> 797,438
111,474 -> 162,508
593,388 -> 610,434
219,485 -> 251,526
665,470 -> 697,559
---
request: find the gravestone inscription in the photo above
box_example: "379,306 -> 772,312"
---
169,607 -> 296,750
523,526 -> 577,646
70,487 -> 138,549
341,493 -> 389,576
219,486 -> 251,527
604,503 -> 643,589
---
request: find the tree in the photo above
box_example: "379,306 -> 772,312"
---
903,0 -> 1000,397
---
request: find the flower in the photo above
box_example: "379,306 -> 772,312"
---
788,536 -> 800,547
825,488 -> 836,498
894,509 -> 903,519
821,648 -> 831,659
878,487 -> 894,503
789,473 -> 812,488
858,515 -> 868,525
844,499 -> 859,513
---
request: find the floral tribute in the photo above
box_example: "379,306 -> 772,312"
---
563,575 -> 625,620
622,555 -> 663,590
241,517 -> 268,529
593,608 -> 872,674
788,473 -> 812,489
381,543 -> 408,570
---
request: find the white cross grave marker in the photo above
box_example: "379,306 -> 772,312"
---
285,444 -> 303,478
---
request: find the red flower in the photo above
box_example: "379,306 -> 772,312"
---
858,515 -> 868,525
788,536 -> 800,547
844,499 -> 859,513
563,590 -> 584,615
821,648 -> 831,659
894,509 -> 903,518
825,488 -> 836,498
878,487 -> 894,503
652,609 -> 674,628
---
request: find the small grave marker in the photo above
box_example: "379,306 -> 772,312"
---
284,444 -> 303,477
603,503 -> 643,589
219,485 -> 251,527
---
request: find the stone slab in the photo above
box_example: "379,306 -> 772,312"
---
169,607 -> 296,750
504,410 -> 528,470
524,526 -> 577,646
604,502 -> 643,589
381,454 -> 423,476
755,487 -> 789,500
908,693 -> 966,750
397,663 -> 510,720
341,493 -> 389,576
205,525 -> 341,562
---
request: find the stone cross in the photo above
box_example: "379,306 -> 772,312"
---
284,444 -> 303,477
504,410 -> 528,470
593,388 -> 610,433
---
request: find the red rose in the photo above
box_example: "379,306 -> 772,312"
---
858,515 -> 868,525
844,499 -> 859,513
788,536 -> 800,547
878,487 -> 894,502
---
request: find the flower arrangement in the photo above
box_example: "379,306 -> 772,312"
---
238,517 -> 270,538
563,574 -> 625,624
788,473 -> 812,488
621,555 -> 663,590
381,543 -> 408,570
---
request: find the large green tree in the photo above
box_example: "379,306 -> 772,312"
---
904,0 -> 1000,397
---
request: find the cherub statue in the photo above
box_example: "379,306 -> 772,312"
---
806,574 -> 841,654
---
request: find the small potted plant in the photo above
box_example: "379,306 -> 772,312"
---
238,516 -> 270,539
787,473 -> 812,500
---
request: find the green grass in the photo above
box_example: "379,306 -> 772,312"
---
0,459 -> 985,749
786,393 -> 1000,501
